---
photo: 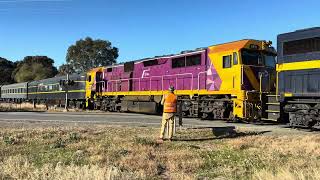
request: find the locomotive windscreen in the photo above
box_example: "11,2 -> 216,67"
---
283,37 -> 320,55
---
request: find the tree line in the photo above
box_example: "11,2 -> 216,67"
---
0,37 -> 119,85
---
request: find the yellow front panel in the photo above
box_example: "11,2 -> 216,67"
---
207,48 -> 242,92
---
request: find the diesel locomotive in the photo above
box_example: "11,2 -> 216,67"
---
263,27 -> 320,128
86,39 -> 276,120
2,27 -> 320,128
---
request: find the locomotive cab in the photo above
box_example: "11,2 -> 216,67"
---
208,39 -> 276,120
237,42 -> 277,120
239,42 -> 276,92
235,41 -> 277,119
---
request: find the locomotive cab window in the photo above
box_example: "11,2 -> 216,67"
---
186,54 -> 201,66
172,56 -> 186,68
241,49 -> 263,66
223,55 -> 232,68
87,75 -> 92,82
264,53 -> 276,67
233,52 -> 238,65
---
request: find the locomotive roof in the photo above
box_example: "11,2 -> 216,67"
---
106,48 -> 207,68
94,39 -> 268,69
278,27 -> 320,41
1,82 -> 28,89
209,39 -> 257,47
101,39 -> 266,69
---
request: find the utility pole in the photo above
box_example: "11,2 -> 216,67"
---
0,84 -> 3,102
65,74 -> 69,111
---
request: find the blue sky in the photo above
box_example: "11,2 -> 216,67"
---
0,0 -> 319,67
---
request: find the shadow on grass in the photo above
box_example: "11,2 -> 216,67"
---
174,126 -> 271,142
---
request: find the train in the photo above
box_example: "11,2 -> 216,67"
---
0,27 -> 319,128
0,74 -> 86,108
267,27 -> 320,128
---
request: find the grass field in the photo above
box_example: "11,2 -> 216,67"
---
0,124 -> 319,180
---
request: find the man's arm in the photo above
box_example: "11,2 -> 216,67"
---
161,95 -> 165,105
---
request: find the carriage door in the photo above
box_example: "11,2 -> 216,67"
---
124,62 -> 134,91
96,72 -> 103,95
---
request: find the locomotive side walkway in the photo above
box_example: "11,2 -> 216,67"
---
0,112 -> 312,135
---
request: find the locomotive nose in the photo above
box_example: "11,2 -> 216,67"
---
242,66 -> 273,92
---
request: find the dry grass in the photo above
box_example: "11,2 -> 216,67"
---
0,102 -> 46,112
0,124 -> 319,180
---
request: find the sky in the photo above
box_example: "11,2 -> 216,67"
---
0,0 -> 320,67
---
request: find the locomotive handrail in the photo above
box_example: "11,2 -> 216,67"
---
161,73 -> 194,90
197,71 -> 207,91
241,65 -> 244,86
149,76 -> 162,92
95,81 -> 106,94
104,73 -> 194,93
96,81 -> 105,87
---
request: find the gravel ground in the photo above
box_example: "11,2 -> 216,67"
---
0,111 -> 315,136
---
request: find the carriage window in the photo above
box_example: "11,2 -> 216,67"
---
186,54 -> 201,66
223,55 -> 232,68
172,57 -> 185,68
107,68 -> 112,72
233,52 -> 238,65
124,62 -> 134,72
143,59 -> 159,67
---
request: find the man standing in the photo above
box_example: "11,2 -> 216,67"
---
158,86 -> 177,142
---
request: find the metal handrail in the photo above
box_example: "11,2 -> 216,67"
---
104,72 -> 195,93
161,73 -> 194,90
197,71 -> 207,90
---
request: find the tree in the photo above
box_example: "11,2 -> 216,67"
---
0,57 -> 16,85
58,64 -> 75,76
66,37 -> 119,72
13,56 -> 58,83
